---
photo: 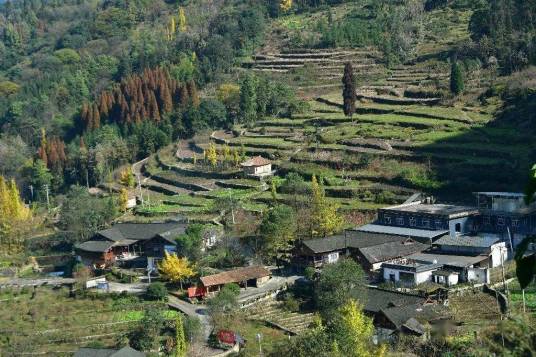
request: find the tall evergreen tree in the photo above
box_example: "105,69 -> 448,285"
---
239,74 -> 257,124
450,61 -> 465,95
175,314 -> 187,357
342,62 -> 356,118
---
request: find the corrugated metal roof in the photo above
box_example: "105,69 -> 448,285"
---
474,192 -> 525,198
356,224 -> 448,239
359,240 -> 429,264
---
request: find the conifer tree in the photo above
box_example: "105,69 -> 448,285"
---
178,7 -> 187,33
342,62 -> 356,118
450,61 -> 465,95
207,143 -> 218,167
239,74 -> 257,124
92,103 -> 101,129
175,314 -> 187,357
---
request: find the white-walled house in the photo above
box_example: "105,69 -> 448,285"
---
382,260 -> 443,286
433,234 -> 508,268
241,156 -> 273,178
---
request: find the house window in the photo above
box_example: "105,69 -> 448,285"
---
483,216 -> 491,225
455,223 -> 461,233
436,220 -> 443,229
497,216 -> 505,226
409,217 -> 416,227
512,219 -> 520,227
384,216 -> 392,224
327,252 -> 339,264
422,219 -> 430,228
396,217 -> 404,226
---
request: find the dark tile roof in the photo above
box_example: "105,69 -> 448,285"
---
98,223 -> 187,242
200,266 -> 271,287
74,347 -> 145,357
75,240 -> 115,253
358,240 -> 429,264
301,235 -> 347,254
408,252 -> 489,268
433,235 -> 501,248
382,262 -> 443,273
380,303 -> 451,330
364,288 -> 426,313
355,224 -> 448,240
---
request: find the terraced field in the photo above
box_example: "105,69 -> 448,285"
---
129,3 -> 534,225
246,298 -> 315,335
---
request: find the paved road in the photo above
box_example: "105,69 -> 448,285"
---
0,277 -> 76,288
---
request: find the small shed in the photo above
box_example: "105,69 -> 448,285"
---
200,266 -> 271,296
432,269 -> 459,287
241,156 -> 273,178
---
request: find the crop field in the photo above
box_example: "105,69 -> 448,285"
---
0,287 -> 178,355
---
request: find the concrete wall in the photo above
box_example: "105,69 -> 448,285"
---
490,243 -> 507,268
467,267 -> 490,284
382,267 -> 434,286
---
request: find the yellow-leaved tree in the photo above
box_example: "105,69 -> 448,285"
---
206,142 -> 218,168
0,176 -> 32,254
178,7 -> 187,33
310,175 -> 343,237
119,167 -> 135,187
334,300 -> 387,357
280,0 -> 292,12
118,188 -> 129,212
158,252 -> 196,290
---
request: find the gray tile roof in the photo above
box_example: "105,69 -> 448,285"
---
98,223 -> 187,242
359,240 -> 429,264
74,347 -> 145,357
434,235 -> 501,248
382,262 -> 443,273
364,288 -> 425,313
355,224 -> 448,240
380,303 -> 450,330
301,235 -> 348,254
75,240 -> 115,253
408,252 -> 488,268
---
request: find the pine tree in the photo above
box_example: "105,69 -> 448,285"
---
37,128 -> 48,166
342,62 -> 356,118
170,16 -> 176,40
92,103 -> 101,129
175,314 -> 187,357
239,74 -> 257,123
178,7 -> 187,33
186,80 -> 199,107
450,61 -> 465,95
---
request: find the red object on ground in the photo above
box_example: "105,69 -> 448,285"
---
217,330 -> 236,345
187,286 -> 206,298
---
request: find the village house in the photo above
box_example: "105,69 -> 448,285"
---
197,265 -> 272,297
474,192 -> 536,246
377,199 -> 479,238
382,260 -> 444,287
74,222 -> 187,269
364,288 -> 451,341
294,230 -> 429,271
241,156 -> 274,178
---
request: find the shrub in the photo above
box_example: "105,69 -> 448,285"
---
283,295 -> 300,312
145,282 -> 168,301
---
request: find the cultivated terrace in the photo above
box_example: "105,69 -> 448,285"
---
1,0 -> 536,356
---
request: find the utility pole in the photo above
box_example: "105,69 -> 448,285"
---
137,174 -> 144,207
43,184 -> 50,211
